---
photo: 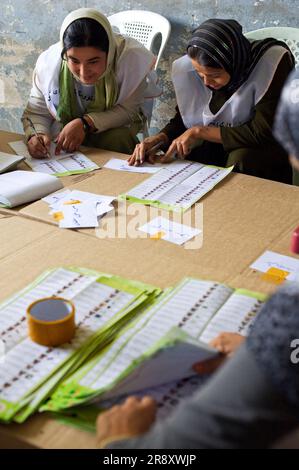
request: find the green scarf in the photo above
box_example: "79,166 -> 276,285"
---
57,60 -> 118,126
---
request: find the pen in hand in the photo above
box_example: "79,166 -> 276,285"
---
136,140 -> 165,165
23,117 -> 51,159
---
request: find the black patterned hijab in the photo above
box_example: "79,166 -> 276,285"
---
187,18 -> 295,93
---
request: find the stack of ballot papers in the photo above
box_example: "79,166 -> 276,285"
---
0,152 -> 25,174
121,160 -> 233,212
0,268 -> 266,423
0,170 -> 63,208
42,190 -> 115,228
0,267 -> 161,423
9,141 -> 99,177
54,374 -> 209,432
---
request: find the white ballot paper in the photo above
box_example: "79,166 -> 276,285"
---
251,250 -> 299,281
9,141 -> 99,176
43,189 -> 115,229
104,158 -> 164,174
139,216 -> 201,245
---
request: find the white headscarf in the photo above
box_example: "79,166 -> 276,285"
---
59,8 -> 121,82
34,8 -> 160,119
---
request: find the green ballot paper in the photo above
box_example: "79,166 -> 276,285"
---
0,268 -> 266,423
120,160 -> 234,212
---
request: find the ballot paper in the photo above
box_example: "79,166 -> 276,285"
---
0,268 -> 266,423
104,158 -> 164,174
251,250 -> 299,282
138,216 -> 201,245
0,170 -> 63,208
0,152 -> 25,174
0,267 -> 160,423
121,160 -> 233,212
55,374 -> 209,432
43,190 -> 115,228
42,278 -> 266,413
59,200 -> 99,229
9,140 -> 99,176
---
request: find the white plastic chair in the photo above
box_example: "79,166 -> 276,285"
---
108,10 -> 171,69
245,27 -> 299,185
108,10 -> 171,138
245,26 -> 299,67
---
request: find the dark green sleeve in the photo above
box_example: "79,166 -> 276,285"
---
160,106 -> 187,142
220,53 -> 294,152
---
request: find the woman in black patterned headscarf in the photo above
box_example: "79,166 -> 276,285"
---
186,19 -> 293,93
129,19 -> 295,184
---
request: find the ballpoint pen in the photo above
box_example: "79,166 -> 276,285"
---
23,117 -> 51,159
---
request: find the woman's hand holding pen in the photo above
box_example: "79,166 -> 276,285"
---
27,133 -> 51,159
128,133 -> 169,166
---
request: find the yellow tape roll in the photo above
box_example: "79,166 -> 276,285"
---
27,297 -> 75,347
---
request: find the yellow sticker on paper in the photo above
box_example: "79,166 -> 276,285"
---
53,211 -> 64,221
150,231 -> 166,240
261,267 -> 289,284
63,200 -> 82,205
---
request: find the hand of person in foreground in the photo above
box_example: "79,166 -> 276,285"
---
96,396 -> 157,448
193,332 -> 246,375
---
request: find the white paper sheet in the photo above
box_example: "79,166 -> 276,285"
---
59,200 -> 99,228
0,170 -> 63,208
138,216 -> 201,245
42,189 -> 71,206
104,158 -> 163,174
9,141 -> 99,176
250,250 -> 299,281
0,152 -> 25,174
43,190 -> 115,228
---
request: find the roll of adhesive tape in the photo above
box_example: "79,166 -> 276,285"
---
27,297 -> 75,347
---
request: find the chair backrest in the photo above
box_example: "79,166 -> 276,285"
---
245,27 -> 299,67
108,10 -> 171,68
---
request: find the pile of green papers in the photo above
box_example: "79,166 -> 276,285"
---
0,269 -> 266,424
41,279 -> 266,414
0,267 -> 160,423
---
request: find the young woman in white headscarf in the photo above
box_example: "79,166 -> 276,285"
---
22,8 -> 160,157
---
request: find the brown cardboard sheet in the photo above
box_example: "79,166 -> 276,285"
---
0,213 -> 57,265
0,413 -> 97,449
2,131 -> 299,447
17,169 -> 299,290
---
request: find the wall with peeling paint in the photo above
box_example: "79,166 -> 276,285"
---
0,0 -> 298,135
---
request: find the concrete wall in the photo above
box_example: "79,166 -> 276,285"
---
0,0 -> 298,134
